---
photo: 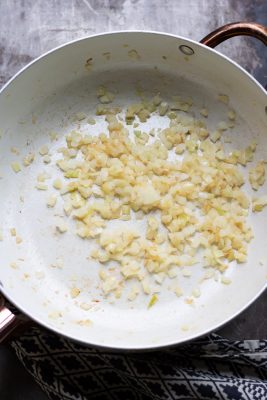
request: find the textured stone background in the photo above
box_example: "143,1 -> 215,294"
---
0,1 -> 266,399
0,0 -> 266,86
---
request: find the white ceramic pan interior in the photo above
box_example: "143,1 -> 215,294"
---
0,31 -> 266,350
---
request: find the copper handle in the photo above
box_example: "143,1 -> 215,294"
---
200,21 -> 267,48
0,294 -> 31,342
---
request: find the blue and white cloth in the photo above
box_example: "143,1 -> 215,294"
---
10,326 -> 267,400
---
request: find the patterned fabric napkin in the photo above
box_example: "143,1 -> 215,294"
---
10,325 -> 267,400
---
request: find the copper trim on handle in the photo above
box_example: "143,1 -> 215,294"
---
0,295 -> 17,342
0,294 -> 32,342
200,21 -> 267,48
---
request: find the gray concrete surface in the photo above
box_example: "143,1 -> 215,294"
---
0,1 -> 266,399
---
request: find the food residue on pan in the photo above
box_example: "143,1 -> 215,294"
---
23,151 -> 35,166
46,195 -> 57,208
218,94 -> 229,105
79,302 -> 92,311
35,182 -> 48,190
252,196 -> 267,212
35,271 -> 45,279
10,228 -> 16,236
39,145 -> 49,156
84,57 -> 93,71
16,236 -> 23,244
148,294 -> 158,308
11,161 -> 21,173
128,49 -> 141,60
249,161 -> 266,190
184,297 -> 194,306
76,319 -> 92,326
55,219 -> 68,233
181,324 -> 189,331
102,52 -> 111,60
221,276 -> 232,285
10,146 -> 20,155
50,257 -> 64,269
31,87 -> 267,302
70,287 -> 81,298
7,83 -> 267,307
48,311 -> 62,320
49,131 -> 58,142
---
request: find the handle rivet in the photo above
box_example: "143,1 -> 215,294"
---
179,45 -> 194,55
